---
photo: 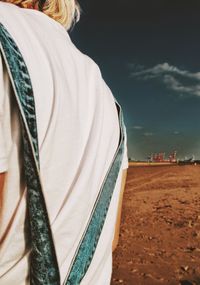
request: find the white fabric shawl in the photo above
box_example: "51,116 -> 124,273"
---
0,2 -> 128,285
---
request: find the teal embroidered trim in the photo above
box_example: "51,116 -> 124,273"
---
65,100 -> 125,285
0,23 -> 60,285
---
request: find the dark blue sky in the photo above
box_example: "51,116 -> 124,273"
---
70,0 -> 200,160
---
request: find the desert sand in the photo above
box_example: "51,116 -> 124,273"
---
112,165 -> 200,285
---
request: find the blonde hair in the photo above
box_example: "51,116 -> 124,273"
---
3,0 -> 80,29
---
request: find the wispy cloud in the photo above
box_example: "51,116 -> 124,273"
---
143,132 -> 153,136
173,131 -> 180,135
127,125 -> 143,130
130,62 -> 200,97
133,125 -> 143,130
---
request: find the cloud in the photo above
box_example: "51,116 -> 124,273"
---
130,62 -> 200,97
132,125 -> 143,130
127,125 -> 143,131
173,131 -> 180,135
143,132 -> 153,136
163,75 -> 200,96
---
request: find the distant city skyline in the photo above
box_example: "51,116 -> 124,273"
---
71,0 -> 200,160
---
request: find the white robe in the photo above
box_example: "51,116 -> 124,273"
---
0,2 -> 128,284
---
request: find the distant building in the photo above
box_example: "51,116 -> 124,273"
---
169,151 -> 177,163
150,151 -> 177,163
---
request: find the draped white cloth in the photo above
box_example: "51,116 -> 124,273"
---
0,2 -> 128,284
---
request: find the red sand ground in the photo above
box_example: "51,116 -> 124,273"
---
112,165 -> 200,285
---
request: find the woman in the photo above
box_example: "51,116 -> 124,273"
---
0,0 -> 128,284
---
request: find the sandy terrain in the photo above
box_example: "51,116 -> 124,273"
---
112,165 -> 200,285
